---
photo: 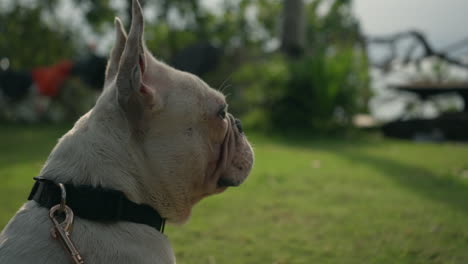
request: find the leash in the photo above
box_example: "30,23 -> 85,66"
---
28,177 -> 166,263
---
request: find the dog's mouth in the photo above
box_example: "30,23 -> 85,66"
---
213,115 -> 250,189
199,114 -> 252,200
213,143 -> 235,190
210,116 -> 235,190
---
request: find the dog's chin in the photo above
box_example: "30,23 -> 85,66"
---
209,177 -> 233,195
213,185 -> 228,194
214,174 -> 247,195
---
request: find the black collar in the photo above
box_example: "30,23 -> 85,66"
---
28,177 -> 166,233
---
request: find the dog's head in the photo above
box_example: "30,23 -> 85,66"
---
96,0 -> 253,223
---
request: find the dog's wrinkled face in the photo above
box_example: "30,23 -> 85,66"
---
100,0 -> 253,223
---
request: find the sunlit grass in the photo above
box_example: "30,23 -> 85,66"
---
1,124 -> 468,263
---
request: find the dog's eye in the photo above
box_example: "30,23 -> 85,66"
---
218,104 -> 228,119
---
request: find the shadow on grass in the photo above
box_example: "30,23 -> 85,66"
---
336,151 -> 468,214
256,131 -> 468,215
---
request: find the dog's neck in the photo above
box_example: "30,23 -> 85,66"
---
39,90 -> 156,209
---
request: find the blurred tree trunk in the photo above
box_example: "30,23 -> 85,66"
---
281,0 -> 305,57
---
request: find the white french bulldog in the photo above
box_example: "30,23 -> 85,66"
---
0,0 -> 254,263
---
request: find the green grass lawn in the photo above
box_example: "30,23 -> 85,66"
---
1,124 -> 468,263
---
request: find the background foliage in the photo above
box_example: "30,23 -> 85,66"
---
0,0 -> 370,131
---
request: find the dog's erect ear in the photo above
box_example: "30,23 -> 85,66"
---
115,0 -> 158,119
105,17 -> 127,83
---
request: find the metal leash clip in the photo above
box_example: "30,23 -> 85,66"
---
49,183 -> 85,264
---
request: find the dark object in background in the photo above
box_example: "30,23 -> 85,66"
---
382,112 -> 468,141
0,70 -> 33,102
384,83 -> 468,141
395,83 -> 468,113
170,42 -> 221,77
0,60 -> 73,102
72,54 -> 107,90
72,42 -> 221,90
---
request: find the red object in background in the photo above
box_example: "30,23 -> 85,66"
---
31,60 -> 73,97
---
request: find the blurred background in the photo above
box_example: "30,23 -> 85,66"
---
1,0 -> 468,263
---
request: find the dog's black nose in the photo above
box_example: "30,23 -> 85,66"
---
234,119 -> 243,133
